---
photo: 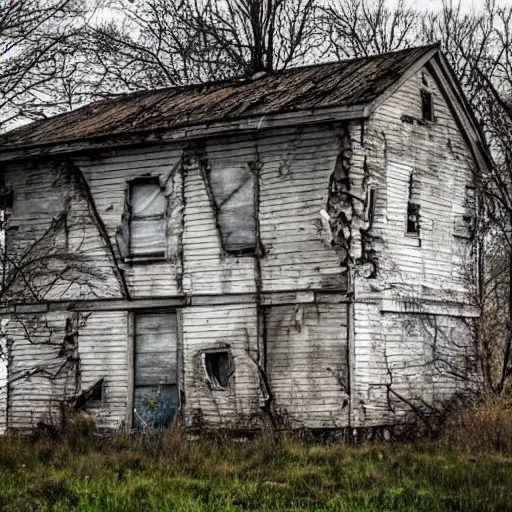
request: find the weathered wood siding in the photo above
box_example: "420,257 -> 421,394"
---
182,156 -> 257,294
349,66 -> 478,426
266,303 -> 349,428
4,163 -> 122,301
76,148 -> 183,298
77,311 -> 129,431
181,304 -> 260,427
257,127 -> 347,292
0,338 -> 6,434
183,126 -> 348,295
6,313 -> 75,430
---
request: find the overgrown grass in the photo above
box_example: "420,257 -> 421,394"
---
0,421 -> 511,512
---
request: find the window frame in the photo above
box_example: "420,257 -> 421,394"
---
204,160 -> 258,256
128,177 -> 167,261
406,173 -> 420,237
421,89 -> 435,122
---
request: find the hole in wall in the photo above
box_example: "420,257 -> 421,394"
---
202,350 -> 232,389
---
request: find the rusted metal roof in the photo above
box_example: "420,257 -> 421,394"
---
0,45 -> 438,149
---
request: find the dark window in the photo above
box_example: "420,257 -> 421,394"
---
75,378 -> 104,410
208,163 -> 256,254
87,380 -> 104,403
407,203 -> 420,234
203,350 -> 232,389
407,173 -> 420,235
129,179 -> 166,258
421,89 -> 434,122
365,186 -> 376,227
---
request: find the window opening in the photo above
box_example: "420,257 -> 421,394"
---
74,378 -> 104,410
207,162 -> 256,254
406,173 -> 420,235
129,178 -> 166,258
365,186 -> 376,227
421,89 -> 434,122
203,350 -> 232,389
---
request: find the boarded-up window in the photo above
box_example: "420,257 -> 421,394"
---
208,163 -> 256,254
133,313 -> 178,430
130,179 -> 166,258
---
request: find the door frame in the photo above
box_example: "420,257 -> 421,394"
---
126,308 -> 180,430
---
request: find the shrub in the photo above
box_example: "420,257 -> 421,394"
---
441,395 -> 512,453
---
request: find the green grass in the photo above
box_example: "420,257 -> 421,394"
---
0,430 -> 511,512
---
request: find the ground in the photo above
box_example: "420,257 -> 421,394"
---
0,427 -> 511,512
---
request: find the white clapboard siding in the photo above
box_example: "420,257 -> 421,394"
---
266,303 -> 349,429
75,147 -> 183,298
6,313 -> 76,430
350,66 -> 477,426
183,159 -> 257,295
77,311 -> 129,431
182,304 -> 260,427
4,163 -> 121,302
257,126 -> 346,292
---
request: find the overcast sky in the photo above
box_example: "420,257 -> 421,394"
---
405,0 -> 512,10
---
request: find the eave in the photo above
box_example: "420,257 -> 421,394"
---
0,104 -> 368,163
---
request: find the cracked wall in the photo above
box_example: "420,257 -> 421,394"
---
350,66 -> 479,427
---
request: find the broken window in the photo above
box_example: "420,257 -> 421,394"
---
203,350 -> 232,389
406,173 -> 420,235
74,378 -> 104,410
207,162 -> 256,254
129,179 -> 166,258
421,89 -> 434,122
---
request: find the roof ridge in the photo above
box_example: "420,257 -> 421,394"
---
107,43 -> 441,100
0,43 -> 441,151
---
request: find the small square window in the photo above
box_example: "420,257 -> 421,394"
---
421,90 -> 434,122
202,350 -> 232,389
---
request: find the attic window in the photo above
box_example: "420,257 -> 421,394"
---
406,173 -> 420,235
207,162 -> 256,254
202,350 -> 232,389
129,179 -> 166,258
421,89 -> 434,122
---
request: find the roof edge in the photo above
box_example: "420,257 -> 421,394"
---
0,104 -> 368,162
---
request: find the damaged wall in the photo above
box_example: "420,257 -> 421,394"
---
77,311 -> 129,431
349,66 -> 479,426
265,302 -> 349,429
75,146 -> 184,298
182,304 -> 260,428
5,312 -> 78,430
182,125 -> 349,295
2,162 -> 123,302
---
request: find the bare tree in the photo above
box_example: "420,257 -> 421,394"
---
320,0 -> 420,59
0,0 -> 90,131
86,0 -> 322,96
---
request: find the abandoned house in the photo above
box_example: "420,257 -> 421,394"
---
0,44 -> 487,434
